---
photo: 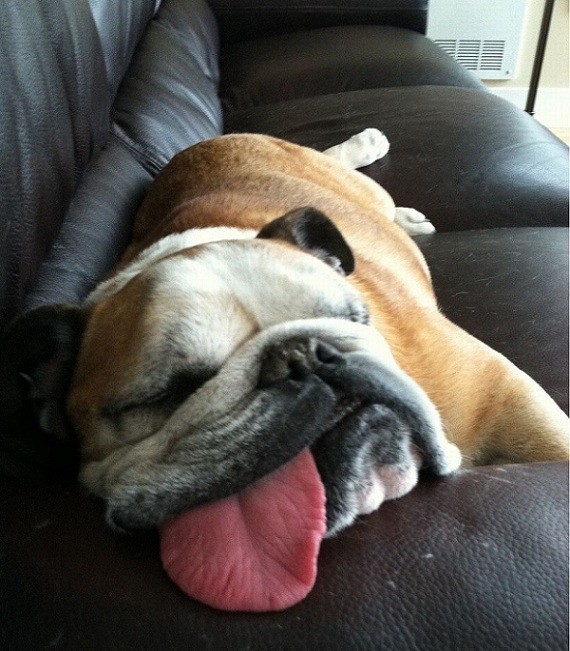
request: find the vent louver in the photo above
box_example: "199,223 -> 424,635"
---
434,39 -> 506,74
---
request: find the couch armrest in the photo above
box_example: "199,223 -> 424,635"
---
207,0 -> 428,43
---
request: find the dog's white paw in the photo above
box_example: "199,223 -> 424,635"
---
394,207 -> 436,235
349,128 -> 390,165
440,442 -> 462,475
323,128 -> 390,169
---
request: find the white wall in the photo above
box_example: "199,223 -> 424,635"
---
486,0 -> 569,127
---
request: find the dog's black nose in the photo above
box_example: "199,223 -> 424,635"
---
258,338 -> 343,388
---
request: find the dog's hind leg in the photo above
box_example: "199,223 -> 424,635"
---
394,207 -> 436,235
323,132 -> 436,236
322,128 -> 390,170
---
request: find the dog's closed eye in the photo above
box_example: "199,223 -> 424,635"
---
103,367 -> 217,418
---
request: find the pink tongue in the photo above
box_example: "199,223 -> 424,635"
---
159,448 -> 326,612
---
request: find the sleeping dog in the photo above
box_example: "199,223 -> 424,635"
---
2,130 -> 568,539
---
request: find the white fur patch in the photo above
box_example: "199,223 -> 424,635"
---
440,442 -> 462,474
323,128 -> 390,169
86,227 -> 256,306
358,473 -> 386,514
394,207 -> 436,235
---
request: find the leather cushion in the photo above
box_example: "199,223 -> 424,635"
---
0,462 -> 567,650
416,228 -> 569,414
209,0 -> 428,44
225,86 -> 569,231
220,26 -> 486,114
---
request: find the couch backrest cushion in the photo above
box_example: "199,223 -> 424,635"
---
208,0 -> 429,44
219,26 -> 486,115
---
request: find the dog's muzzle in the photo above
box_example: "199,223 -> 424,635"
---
81,319 -> 461,535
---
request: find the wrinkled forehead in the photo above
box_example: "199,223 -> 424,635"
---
74,237 -> 363,397
136,253 -> 260,364
89,236 -> 343,303
80,250 -> 258,376
94,236 -> 358,324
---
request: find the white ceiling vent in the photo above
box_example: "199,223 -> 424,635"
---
427,1 -> 527,79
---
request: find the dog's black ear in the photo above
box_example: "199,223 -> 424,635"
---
0,304 -> 85,437
257,206 -> 355,275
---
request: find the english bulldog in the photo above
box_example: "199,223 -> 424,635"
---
2,129 -> 568,542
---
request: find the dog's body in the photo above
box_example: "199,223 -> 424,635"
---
2,131 -> 568,535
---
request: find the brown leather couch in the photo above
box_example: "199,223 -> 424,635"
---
1,1 -> 568,649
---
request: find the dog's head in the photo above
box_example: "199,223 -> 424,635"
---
1,207 -> 460,535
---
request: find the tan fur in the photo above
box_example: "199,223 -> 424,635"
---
70,134 -> 569,466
